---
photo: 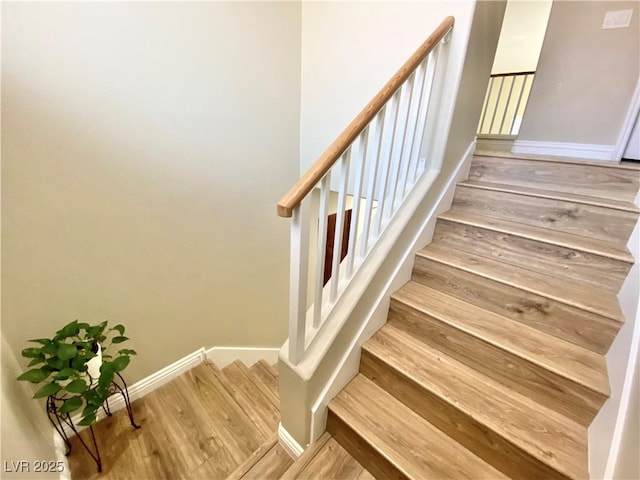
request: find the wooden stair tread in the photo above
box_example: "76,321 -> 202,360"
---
239,441 -> 292,479
218,361 -> 280,433
226,434 -> 280,480
293,436 -> 371,479
329,374 -> 508,479
250,361 -> 279,410
439,208 -> 634,263
474,150 -> 640,171
281,432 -> 333,479
393,281 -> 610,396
183,364 -> 266,462
469,154 -> 640,204
459,179 -> 640,213
364,325 -> 589,479
417,243 -> 624,322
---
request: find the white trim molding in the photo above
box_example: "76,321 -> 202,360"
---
512,140 -> 617,163
278,422 -> 304,459
206,346 -> 280,368
63,348 -> 206,436
614,77 -> 640,161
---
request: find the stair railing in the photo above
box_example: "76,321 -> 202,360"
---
277,17 -> 454,365
477,71 -> 535,136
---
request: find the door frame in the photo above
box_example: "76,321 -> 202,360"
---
613,76 -> 640,161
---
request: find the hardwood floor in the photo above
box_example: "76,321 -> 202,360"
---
67,360 -> 367,480
68,361 -> 280,480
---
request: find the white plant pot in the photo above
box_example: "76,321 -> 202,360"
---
86,343 -> 102,388
58,343 -> 103,388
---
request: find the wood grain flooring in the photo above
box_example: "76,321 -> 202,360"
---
325,152 -> 639,479
453,182 -> 638,243
469,154 -> 640,203
67,361 -> 280,480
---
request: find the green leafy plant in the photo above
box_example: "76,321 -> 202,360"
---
17,320 -> 136,426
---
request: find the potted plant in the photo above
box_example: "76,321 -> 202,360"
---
17,320 -> 136,426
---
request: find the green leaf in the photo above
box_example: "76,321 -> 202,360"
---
29,338 -> 51,345
58,320 -> 79,338
77,413 -> 96,426
110,324 -> 125,336
33,382 -> 61,398
71,355 -> 88,372
65,379 -> 88,393
111,336 -> 129,344
58,396 -> 83,414
21,347 -> 43,358
76,322 -> 90,331
46,356 -> 65,370
27,355 -> 46,367
99,364 -> 114,390
54,368 -> 76,380
111,356 -> 130,372
42,343 -> 57,355
17,368 -> 48,383
117,349 -> 137,356
81,405 -> 97,418
57,343 -> 78,361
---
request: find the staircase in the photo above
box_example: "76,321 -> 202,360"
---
319,152 -> 640,479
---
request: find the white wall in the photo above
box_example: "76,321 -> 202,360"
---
491,0 -> 551,74
1,334 -> 58,479
1,2 -> 301,384
299,1 -> 479,174
518,1 -> 640,145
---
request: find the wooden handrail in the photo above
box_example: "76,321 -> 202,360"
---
277,16 -> 455,218
490,70 -> 536,78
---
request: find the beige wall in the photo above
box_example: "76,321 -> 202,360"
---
491,0 -> 552,74
299,1 -> 480,173
1,334 -> 58,479
518,1 -> 640,145
1,2 -> 301,383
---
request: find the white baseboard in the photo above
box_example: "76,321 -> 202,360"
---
278,422 -> 304,459
308,140 -> 477,442
512,140 -> 616,162
63,348 -> 206,436
206,346 -> 280,368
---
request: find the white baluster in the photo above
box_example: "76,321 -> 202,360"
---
509,74 -> 531,135
390,72 -> 416,211
397,67 -> 423,202
373,93 -> 398,239
329,150 -> 351,303
488,76 -> 505,134
346,130 -> 368,278
288,203 -> 310,365
313,173 -> 331,328
411,47 -> 440,184
499,75 -> 516,134
360,111 -> 384,256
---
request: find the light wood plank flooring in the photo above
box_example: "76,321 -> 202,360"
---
68,361 -> 280,480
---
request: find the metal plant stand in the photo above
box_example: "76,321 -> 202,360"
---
46,372 -> 140,473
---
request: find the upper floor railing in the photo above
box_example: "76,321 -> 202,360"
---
277,17 -> 455,365
477,71 -> 535,136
